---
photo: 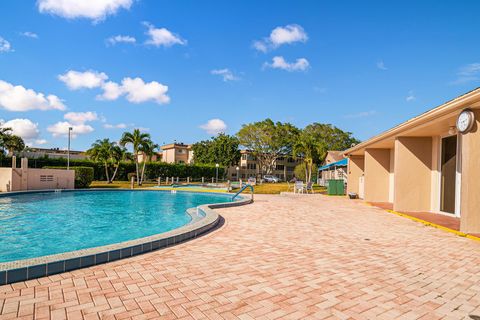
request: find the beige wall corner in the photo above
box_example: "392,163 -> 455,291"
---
347,156 -> 364,195
393,137 -> 432,212
460,110 -> 480,233
364,148 -> 391,202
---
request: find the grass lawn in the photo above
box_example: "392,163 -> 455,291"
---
90,181 -> 158,189
230,182 -> 327,194
89,181 -> 327,195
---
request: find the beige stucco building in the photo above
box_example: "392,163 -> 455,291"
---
344,88 -> 480,233
160,143 -> 193,164
0,157 -> 75,192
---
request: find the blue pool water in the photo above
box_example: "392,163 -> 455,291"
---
0,190 -> 232,262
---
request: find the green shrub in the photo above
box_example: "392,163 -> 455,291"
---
44,166 -> 94,188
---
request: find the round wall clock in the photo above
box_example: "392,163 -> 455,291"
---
456,109 -> 475,134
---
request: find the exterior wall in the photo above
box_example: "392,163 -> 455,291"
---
393,137 -> 432,212
0,167 -> 74,192
347,156 -> 364,195
26,169 -> 75,190
161,144 -> 191,164
460,109 -> 480,233
0,168 -> 13,192
364,149 -> 391,202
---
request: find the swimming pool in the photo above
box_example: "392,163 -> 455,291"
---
0,190 -> 233,263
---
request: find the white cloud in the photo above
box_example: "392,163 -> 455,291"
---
64,111 -> 98,124
0,119 -> 40,141
47,121 -> 94,138
97,81 -> 123,100
144,22 -> 186,47
103,123 -> 127,129
34,139 -> 48,145
20,32 -> 39,39
58,70 -> 170,105
451,63 -> 480,85
37,0 -> 133,22
406,91 -> 416,102
376,60 -> 387,70
211,69 -> 240,82
263,56 -> 310,72
121,77 -> 170,104
0,80 -> 66,112
106,35 -> 136,45
200,119 -> 227,135
0,37 -> 12,53
58,70 -> 108,90
253,24 -> 307,52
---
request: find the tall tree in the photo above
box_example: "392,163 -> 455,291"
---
110,145 -> 131,183
119,129 -> 152,185
303,123 -> 360,161
192,134 -> 241,178
138,140 -> 159,185
237,119 -> 300,175
87,139 -> 115,183
293,131 -> 326,183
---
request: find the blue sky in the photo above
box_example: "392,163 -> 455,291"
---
0,0 -> 479,150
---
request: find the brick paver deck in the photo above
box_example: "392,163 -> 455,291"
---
1,194 -> 480,320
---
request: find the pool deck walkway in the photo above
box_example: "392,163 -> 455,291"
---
1,194 -> 480,319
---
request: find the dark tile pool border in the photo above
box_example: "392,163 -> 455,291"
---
0,189 -> 253,285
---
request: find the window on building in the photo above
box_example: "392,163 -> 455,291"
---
276,164 -> 285,171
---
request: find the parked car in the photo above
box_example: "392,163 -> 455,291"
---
263,175 -> 280,183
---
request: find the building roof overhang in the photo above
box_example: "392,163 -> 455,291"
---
344,87 -> 480,156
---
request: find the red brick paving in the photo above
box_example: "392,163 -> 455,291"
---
2,194 -> 480,319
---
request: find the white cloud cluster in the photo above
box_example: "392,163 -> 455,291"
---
37,0 -> 133,22
406,91 -> 416,102
21,32 -> 39,39
254,24 -> 308,52
0,37 -> 12,53
58,70 -> 170,104
210,69 -> 240,82
143,22 -> 186,47
0,80 -> 66,112
58,70 -> 108,90
64,111 -> 98,124
263,56 -> 310,72
451,63 -> 480,85
107,35 -> 136,45
47,111 -> 97,138
200,119 -> 227,135
0,118 -> 45,145
104,123 -> 127,129
376,60 -> 387,70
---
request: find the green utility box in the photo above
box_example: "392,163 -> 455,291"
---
327,179 -> 345,195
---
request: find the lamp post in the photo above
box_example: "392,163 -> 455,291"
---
215,163 -> 219,183
67,127 -> 73,170
236,166 -> 240,181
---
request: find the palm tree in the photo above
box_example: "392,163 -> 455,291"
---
109,145 -> 131,183
3,134 -> 25,156
87,139 -> 115,183
293,132 -> 325,183
0,127 -> 13,155
119,129 -> 152,185
139,140 -> 159,185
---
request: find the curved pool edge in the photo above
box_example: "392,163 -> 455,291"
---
0,189 -> 253,285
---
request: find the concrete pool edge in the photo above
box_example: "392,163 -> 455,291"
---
0,189 -> 253,285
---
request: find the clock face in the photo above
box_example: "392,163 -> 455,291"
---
456,109 -> 474,133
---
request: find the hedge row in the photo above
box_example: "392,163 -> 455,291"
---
0,157 -> 224,181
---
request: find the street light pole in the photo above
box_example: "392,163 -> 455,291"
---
215,163 -> 219,183
236,166 -> 240,182
67,127 -> 72,170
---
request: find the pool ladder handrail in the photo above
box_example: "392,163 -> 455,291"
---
231,184 -> 254,201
